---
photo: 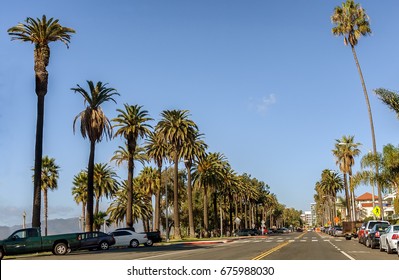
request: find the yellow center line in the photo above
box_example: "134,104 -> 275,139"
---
252,232 -> 307,260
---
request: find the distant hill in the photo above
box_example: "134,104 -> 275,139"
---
0,218 -> 144,239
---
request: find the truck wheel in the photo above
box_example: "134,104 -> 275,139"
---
144,239 -> 153,247
0,248 -> 5,259
99,241 -> 109,250
53,243 -> 68,255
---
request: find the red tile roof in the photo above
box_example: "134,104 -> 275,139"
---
356,192 -> 379,201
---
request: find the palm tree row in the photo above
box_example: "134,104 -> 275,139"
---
8,15 -> 304,234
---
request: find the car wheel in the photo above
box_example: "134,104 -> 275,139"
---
366,238 -> 371,248
387,242 -> 393,254
53,243 -> 68,255
0,248 -> 5,260
144,239 -> 153,247
130,239 -> 139,248
370,240 -> 375,249
99,241 -> 109,250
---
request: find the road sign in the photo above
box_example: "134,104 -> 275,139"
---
372,206 -> 381,217
235,217 -> 241,224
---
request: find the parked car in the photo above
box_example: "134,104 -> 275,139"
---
358,220 -> 390,245
365,223 -> 389,249
276,227 -> 289,234
233,228 -> 261,236
113,228 -> 156,246
77,231 -> 115,251
110,229 -> 148,248
379,225 -> 399,254
333,227 -> 345,237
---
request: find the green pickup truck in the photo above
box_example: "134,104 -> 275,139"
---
0,227 -> 81,259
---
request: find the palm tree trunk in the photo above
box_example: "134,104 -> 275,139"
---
343,173 -> 351,221
186,165 -> 195,238
95,197 -> 100,216
86,140 -> 95,232
82,203 -> 86,230
203,185 -> 208,236
244,200 -> 248,228
154,165 -> 162,231
213,191 -> 218,231
351,45 -> 383,218
126,145 -> 134,228
32,45 -> 49,228
229,192 -> 233,234
173,152 -> 181,239
44,188 -> 48,236
32,93 -> 45,228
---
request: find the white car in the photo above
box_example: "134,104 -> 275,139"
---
110,229 -> 148,248
379,225 -> 399,254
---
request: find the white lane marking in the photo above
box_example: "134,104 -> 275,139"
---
326,240 -> 356,260
340,251 -> 355,260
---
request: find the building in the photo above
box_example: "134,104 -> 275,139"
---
304,211 -> 312,227
355,191 -> 397,219
356,192 -> 378,219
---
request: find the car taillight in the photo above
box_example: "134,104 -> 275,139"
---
375,232 -> 380,238
392,234 -> 398,240
144,234 -> 147,238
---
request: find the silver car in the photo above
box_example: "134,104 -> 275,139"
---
379,225 -> 399,254
333,227 -> 345,237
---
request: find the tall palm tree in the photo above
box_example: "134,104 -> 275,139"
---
112,104 -> 153,228
72,171 -> 88,230
331,0 -> 382,217
72,80 -> 119,231
145,130 -> 169,231
332,135 -> 361,221
156,109 -> 198,239
317,169 -> 344,224
93,163 -> 119,216
8,15 -> 75,227
138,166 -> 159,231
37,156 -> 60,236
193,152 -> 227,236
181,131 -> 207,237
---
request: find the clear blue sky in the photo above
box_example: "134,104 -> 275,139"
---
1,0 -> 399,227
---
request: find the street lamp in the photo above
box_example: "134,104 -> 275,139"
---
22,211 -> 26,229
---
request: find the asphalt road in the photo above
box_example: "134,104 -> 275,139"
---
6,231 -> 399,260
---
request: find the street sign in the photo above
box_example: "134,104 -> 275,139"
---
372,206 -> 381,217
235,217 -> 241,224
